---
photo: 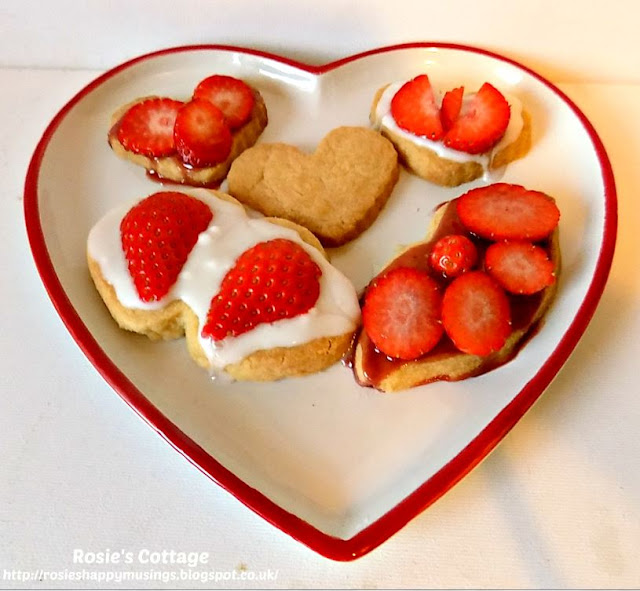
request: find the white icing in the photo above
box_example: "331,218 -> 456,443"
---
87,189 -> 361,370
373,81 -> 524,178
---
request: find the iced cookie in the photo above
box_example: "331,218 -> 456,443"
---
350,183 -> 561,392
370,75 -> 531,187
227,126 -> 399,247
87,189 -> 360,381
108,75 -> 268,187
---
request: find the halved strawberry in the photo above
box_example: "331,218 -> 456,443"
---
485,241 -> 556,295
457,183 -> 561,241
202,239 -> 322,342
442,271 -> 511,356
443,83 -> 510,154
173,99 -> 233,168
429,234 -> 478,279
120,192 -> 213,302
390,74 -> 444,140
440,86 -> 464,131
116,97 -> 183,158
193,75 -> 255,129
362,267 -> 444,360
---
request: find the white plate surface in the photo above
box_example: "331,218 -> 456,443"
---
26,44 -> 615,556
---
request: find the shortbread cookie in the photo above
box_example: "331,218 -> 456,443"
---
351,183 -> 561,392
108,75 -> 268,187
227,126 -> 399,247
87,189 -> 360,381
370,75 -> 531,187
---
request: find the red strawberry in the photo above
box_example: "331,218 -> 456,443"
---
362,267 -> 444,360
173,99 -> 233,168
440,86 -> 464,131
390,74 -> 444,140
116,97 -> 183,158
485,241 -> 556,295
442,271 -> 511,356
429,234 -> 478,279
202,239 -> 322,341
457,183 -> 561,241
443,83 -> 510,154
193,75 -> 255,129
120,192 -> 213,302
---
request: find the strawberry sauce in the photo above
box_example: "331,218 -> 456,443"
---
346,199 -> 548,390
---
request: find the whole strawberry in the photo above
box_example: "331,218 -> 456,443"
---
202,239 -> 322,342
429,234 -> 478,278
120,192 -> 213,302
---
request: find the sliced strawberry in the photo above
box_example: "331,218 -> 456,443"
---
390,74 -> 444,140
485,241 -> 556,295
362,267 -> 444,360
443,83 -> 510,154
457,183 -> 561,241
440,86 -> 464,131
202,239 -> 322,342
429,234 -> 478,279
116,97 -> 183,158
193,75 -> 255,129
442,271 -> 511,356
120,192 -> 213,302
173,99 -> 233,168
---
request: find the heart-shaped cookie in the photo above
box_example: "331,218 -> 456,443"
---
227,126 -> 399,246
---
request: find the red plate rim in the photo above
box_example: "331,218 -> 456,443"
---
23,42 -> 617,561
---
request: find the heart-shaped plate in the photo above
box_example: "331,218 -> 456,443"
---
24,43 -> 617,560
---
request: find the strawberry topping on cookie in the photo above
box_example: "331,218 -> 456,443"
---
362,267 -> 444,360
116,97 -> 184,158
442,83 -> 510,154
485,240 -> 556,295
202,238 -> 322,341
441,271 -> 512,357
120,192 -> 214,302
390,74 -> 444,140
173,99 -> 233,168
456,183 -> 561,241
193,74 -> 255,130
440,86 -> 464,131
429,234 -> 478,279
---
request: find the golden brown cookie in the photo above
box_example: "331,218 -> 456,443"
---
226,126 -> 399,247
351,190 -> 560,393
370,84 -> 531,187
87,190 -> 359,382
108,90 -> 268,187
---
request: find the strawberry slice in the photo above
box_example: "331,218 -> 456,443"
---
173,99 -> 233,168
193,75 -> 255,129
390,74 -> 444,140
442,271 -> 511,356
116,97 -> 183,158
443,83 -> 510,154
440,86 -> 464,131
120,192 -> 213,302
485,241 -> 556,295
362,267 -> 444,360
202,239 -> 322,342
429,233 -> 478,279
456,183 -> 561,241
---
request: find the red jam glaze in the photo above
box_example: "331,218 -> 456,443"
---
346,199 -> 548,389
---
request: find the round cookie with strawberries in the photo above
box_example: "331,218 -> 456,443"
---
351,183 -> 561,393
370,74 -> 531,186
108,75 -> 268,187
87,189 -> 361,381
